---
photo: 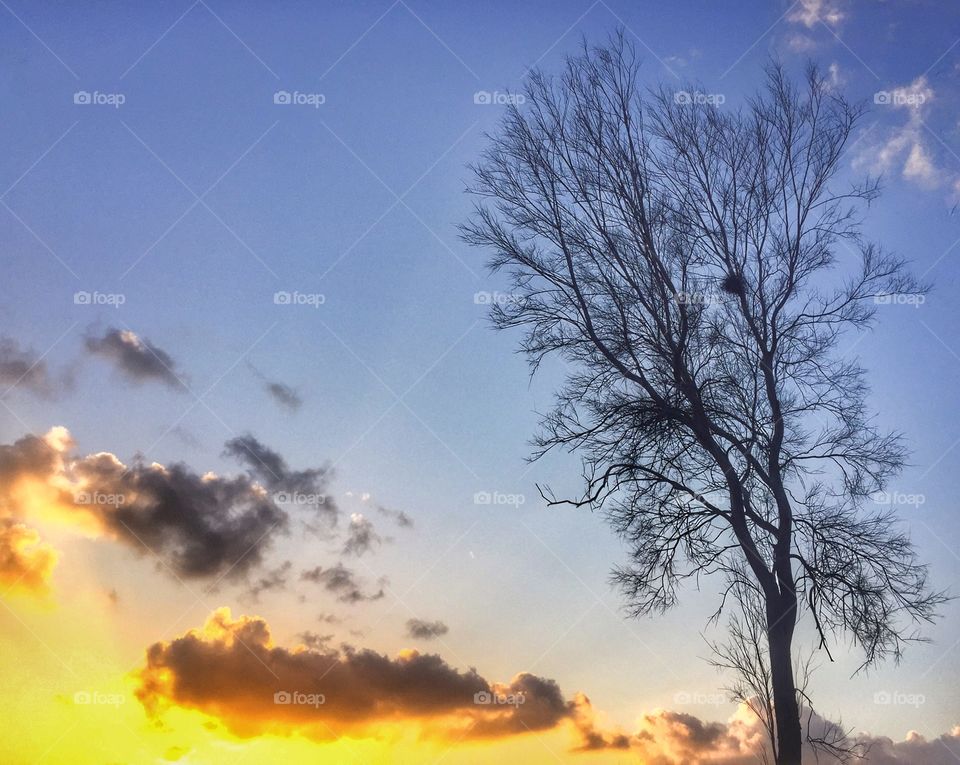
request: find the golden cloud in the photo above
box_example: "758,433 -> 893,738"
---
135,607 -> 572,744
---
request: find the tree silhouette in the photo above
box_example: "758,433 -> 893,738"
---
462,34 -> 944,765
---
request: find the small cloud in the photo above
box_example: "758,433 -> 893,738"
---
85,328 -> 186,389
827,62 -> 844,90
789,0 -> 845,28
266,381 -> 302,412
247,362 -> 303,412
0,336 -> 62,397
0,521 -> 58,597
786,33 -> 818,52
377,505 -> 413,528
297,631 -> 334,650
300,563 -> 385,603
170,426 -> 201,449
405,618 -> 449,640
245,560 -> 292,602
856,76 -> 949,192
342,514 -> 381,557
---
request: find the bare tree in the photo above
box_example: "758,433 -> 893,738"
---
462,34 -> 944,765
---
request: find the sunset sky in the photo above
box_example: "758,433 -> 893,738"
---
2,1 -> 960,763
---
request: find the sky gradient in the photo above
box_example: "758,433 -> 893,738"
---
2,1 -> 960,763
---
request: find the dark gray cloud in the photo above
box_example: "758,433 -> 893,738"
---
342,513 -> 381,557
0,428 -> 334,584
246,362 -> 303,412
85,328 -> 186,389
296,631 -> 334,650
377,504 -> 413,528
405,618 -> 449,640
265,381 -> 302,412
0,336 -> 54,396
224,435 -> 333,497
70,452 -> 288,580
300,563 -> 385,604
244,560 -> 292,601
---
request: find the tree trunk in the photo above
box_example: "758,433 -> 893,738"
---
767,597 -> 802,765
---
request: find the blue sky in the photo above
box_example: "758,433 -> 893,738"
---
2,0 -> 960,756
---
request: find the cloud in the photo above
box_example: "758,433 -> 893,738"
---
0,428 -> 335,585
405,619 -> 449,640
788,0 -> 845,28
133,611 -> 960,761
0,521 -> 57,596
856,76 -> 946,191
377,504 -> 413,528
135,607 -> 572,743
224,436 -> 333,502
342,514 -> 381,556
296,631 -> 334,651
85,328 -> 186,389
300,563 -> 385,604
786,32 -> 818,52
570,700 -> 764,763
0,337 -> 56,397
245,560 -> 292,601
246,363 -> 303,412
266,382 -> 303,412
853,727 -> 960,764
